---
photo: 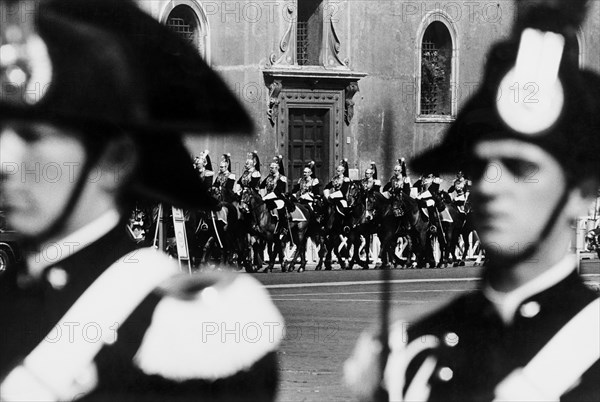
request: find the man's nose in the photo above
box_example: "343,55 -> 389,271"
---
473,161 -> 505,198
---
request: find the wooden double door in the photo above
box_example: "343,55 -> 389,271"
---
287,108 -> 330,184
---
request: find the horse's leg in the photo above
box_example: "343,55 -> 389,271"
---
262,241 -> 275,273
323,235 -> 335,270
296,230 -> 308,273
362,234 -> 371,269
337,235 -> 349,270
377,233 -> 393,269
316,236 -> 327,270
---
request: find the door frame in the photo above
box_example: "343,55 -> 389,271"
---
276,87 -> 345,181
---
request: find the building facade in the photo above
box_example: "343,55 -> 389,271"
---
137,0 -> 600,184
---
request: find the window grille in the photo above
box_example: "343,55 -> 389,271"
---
420,40 -> 444,115
419,20 -> 452,117
167,17 -> 195,45
297,21 -> 309,66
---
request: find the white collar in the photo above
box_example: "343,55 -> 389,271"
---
483,254 -> 577,325
27,209 -> 121,277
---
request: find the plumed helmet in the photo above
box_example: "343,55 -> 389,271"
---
199,150 -> 213,171
398,158 -> 407,176
249,151 -> 261,172
0,0 -> 254,209
273,155 -> 285,176
367,162 -> 378,180
410,0 -> 600,185
305,161 -> 316,178
221,153 -> 231,171
340,159 -> 350,178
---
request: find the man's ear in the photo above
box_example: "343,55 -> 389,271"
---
94,135 -> 139,193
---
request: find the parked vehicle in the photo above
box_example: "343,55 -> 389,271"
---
0,211 -> 21,274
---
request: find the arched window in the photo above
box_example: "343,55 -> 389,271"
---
420,22 -> 451,116
161,2 -> 209,60
416,12 -> 457,121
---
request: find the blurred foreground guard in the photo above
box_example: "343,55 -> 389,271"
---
0,0 -> 283,400
345,0 -> 600,401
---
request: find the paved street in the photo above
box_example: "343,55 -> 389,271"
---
251,263 -> 600,402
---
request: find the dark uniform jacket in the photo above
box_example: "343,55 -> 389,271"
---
238,169 -> 261,191
324,175 -> 350,196
0,223 -> 282,401
383,176 -> 410,196
397,270 -> 599,402
212,170 -> 236,202
292,177 -> 321,199
197,169 -> 214,189
259,174 -> 286,197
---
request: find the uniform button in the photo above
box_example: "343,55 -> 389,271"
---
444,332 -> 459,347
519,301 -> 541,318
47,267 -> 69,290
438,366 -> 454,382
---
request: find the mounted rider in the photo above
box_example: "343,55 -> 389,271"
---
448,170 -> 471,214
382,158 -> 411,217
292,161 -> 321,210
238,151 -> 262,192
324,159 -> 351,214
212,153 -> 236,203
414,173 -> 451,222
361,162 -> 383,220
194,150 -> 214,189
259,155 -> 289,233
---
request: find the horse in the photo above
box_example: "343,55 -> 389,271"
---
416,190 -> 465,268
315,195 -> 351,270
444,196 -> 484,266
239,187 -> 285,272
376,190 -> 416,269
194,201 -> 241,268
345,181 -> 380,270
303,195 -> 330,271
279,198 -> 315,273
395,191 -> 438,268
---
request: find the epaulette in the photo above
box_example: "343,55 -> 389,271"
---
228,173 -> 236,180
251,171 -> 261,178
135,273 -> 285,381
205,170 -> 214,177
279,175 -> 287,182
344,177 -> 350,182
312,178 -> 320,185
374,179 -> 381,186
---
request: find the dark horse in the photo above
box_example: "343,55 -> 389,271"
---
442,195 -> 484,266
239,188 -> 312,273
314,195 -> 351,270
345,182 -> 381,270
282,198 -> 320,273
239,188 -> 284,272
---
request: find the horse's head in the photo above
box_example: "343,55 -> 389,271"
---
440,190 -> 452,204
346,181 -> 364,209
239,188 -> 255,214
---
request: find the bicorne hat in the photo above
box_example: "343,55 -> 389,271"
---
0,0 -> 253,209
410,0 -> 600,185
